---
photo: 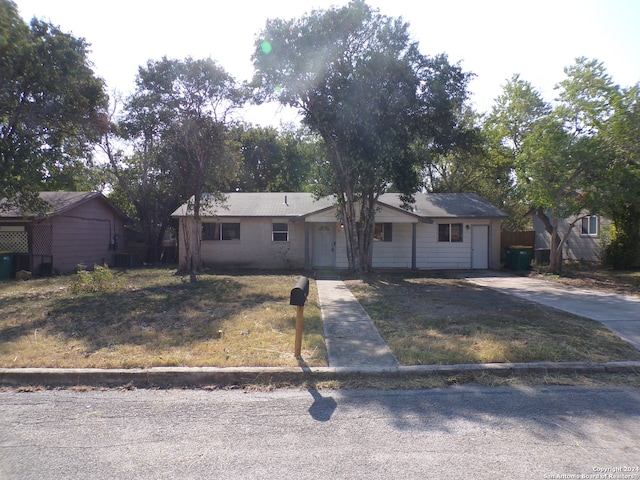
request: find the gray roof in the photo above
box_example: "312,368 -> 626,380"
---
0,192 -> 125,219
380,193 -> 507,219
172,192 -> 506,220
172,193 -> 336,218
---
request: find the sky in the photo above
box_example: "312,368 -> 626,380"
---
13,0 -> 640,127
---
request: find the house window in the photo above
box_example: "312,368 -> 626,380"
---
272,222 -> 289,242
202,222 -> 241,241
581,215 -> 598,236
374,223 -> 392,242
438,223 -> 463,242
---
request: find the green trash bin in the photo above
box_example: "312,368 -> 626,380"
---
504,245 -> 532,271
0,251 -> 13,280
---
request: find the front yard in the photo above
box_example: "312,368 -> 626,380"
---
346,271 -> 640,365
0,268 -> 326,368
1,266 -> 639,369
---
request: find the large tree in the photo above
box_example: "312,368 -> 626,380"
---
483,75 -> 552,230
0,0 -> 107,211
517,58 -> 617,272
251,0 -> 472,272
108,57 -> 243,276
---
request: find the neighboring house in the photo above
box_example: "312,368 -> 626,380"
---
532,212 -> 609,263
0,192 -> 127,275
172,192 -> 507,271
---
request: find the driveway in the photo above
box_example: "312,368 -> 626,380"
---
462,271 -> 640,351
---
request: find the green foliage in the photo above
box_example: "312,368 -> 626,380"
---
106,57 -> 244,265
251,0 -> 473,271
595,84 -> 640,264
233,124 -> 315,192
71,264 -> 123,294
0,0 -> 108,211
600,224 -> 640,269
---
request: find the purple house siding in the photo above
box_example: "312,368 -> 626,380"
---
50,202 -> 124,272
0,192 -> 127,275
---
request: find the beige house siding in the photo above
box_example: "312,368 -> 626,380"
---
179,216 -> 502,271
416,222 -> 469,269
193,218 -> 306,269
489,219 -> 502,269
415,219 -> 501,270
372,222 -> 413,269
174,193 -> 505,271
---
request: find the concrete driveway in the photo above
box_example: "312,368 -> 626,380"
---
462,271 -> 640,351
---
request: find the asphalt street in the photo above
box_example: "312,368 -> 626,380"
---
1,386 -> 639,479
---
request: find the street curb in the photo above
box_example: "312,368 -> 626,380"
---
1,361 -> 639,388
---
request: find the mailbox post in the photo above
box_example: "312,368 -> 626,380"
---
290,276 -> 309,357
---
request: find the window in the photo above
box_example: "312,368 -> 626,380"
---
374,223 -> 392,242
202,222 -> 240,241
438,223 -> 463,242
272,222 -> 289,242
202,223 -> 219,241
581,215 -> 598,236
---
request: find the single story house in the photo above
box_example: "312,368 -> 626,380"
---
172,192 -> 507,271
0,192 -> 128,275
532,212 -> 608,264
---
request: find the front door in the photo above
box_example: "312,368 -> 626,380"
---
313,223 -> 335,267
471,225 -> 489,269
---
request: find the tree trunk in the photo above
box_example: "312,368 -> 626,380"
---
340,193 -> 362,273
535,208 -> 563,273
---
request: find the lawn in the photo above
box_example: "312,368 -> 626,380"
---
345,271 -> 640,365
0,268 -> 327,368
1,266 -> 639,370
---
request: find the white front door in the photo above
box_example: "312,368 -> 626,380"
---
471,225 -> 489,269
313,223 -> 335,267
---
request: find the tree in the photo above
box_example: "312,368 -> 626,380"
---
483,75 -> 552,231
115,57 -> 243,279
517,58 -> 617,272
233,124 -> 314,192
518,116 -> 600,272
102,136 -> 181,265
252,0 -> 472,272
0,0 -> 107,211
598,84 -> 640,267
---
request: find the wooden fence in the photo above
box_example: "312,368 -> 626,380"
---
501,231 -> 535,249
500,231 -> 536,262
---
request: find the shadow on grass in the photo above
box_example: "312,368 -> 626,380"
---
21,275 -> 275,352
346,272 -> 640,365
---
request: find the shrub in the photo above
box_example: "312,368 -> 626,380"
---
71,264 -> 122,294
600,225 -> 640,269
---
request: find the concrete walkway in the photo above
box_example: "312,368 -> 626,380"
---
461,271 -> 640,351
315,277 -> 399,368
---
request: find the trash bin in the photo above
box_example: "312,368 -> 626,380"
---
0,251 -> 13,280
504,245 -> 533,271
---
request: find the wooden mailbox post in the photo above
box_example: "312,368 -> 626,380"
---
289,276 -> 309,357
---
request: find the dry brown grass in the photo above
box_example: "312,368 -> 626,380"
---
0,268 -> 327,368
530,263 -> 640,296
2,266 -> 639,372
345,271 -> 640,366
